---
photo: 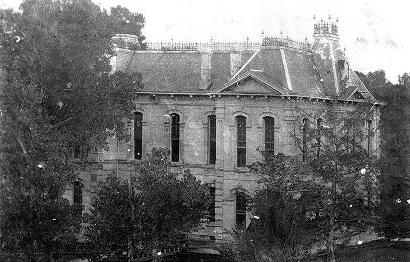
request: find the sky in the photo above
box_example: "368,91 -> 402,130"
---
1,0 -> 409,83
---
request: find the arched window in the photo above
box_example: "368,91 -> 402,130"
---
236,116 -> 247,167
316,118 -> 323,157
134,112 -> 143,160
73,181 -> 82,216
170,113 -> 180,162
264,116 -> 275,153
208,115 -> 216,165
302,118 -> 308,161
367,120 -> 373,155
236,192 -> 247,229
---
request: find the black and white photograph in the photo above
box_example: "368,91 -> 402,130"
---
0,0 -> 409,261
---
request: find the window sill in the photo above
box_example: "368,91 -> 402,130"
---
235,167 -> 249,173
170,161 -> 184,166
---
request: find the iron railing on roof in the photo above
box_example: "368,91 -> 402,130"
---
262,36 -> 311,51
145,41 -> 261,52
112,35 -> 312,52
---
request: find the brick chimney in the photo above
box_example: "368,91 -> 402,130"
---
230,51 -> 242,77
200,51 -> 212,90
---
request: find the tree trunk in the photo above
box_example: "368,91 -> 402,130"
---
48,252 -> 55,262
328,213 -> 336,262
328,169 -> 337,262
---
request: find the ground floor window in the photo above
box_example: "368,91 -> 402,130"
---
236,192 -> 247,229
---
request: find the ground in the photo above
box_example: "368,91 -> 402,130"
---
309,240 -> 410,262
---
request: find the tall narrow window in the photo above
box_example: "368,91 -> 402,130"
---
73,181 -> 82,216
236,192 -> 247,229
316,118 -> 322,157
302,118 -> 308,161
208,115 -> 216,165
367,120 -> 372,155
208,186 -> 216,222
264,117 -> 275,153
134,112 -> 143,160
170,113 -> 180,162
236,116 -> 246,167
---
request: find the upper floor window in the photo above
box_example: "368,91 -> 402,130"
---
316,118 -> 323,157
236,192 -> 247,229
134,112 -> 143,160
170,113 -> 180,162
236,116 -> 247,167
208,115 -> 216,165
264,116 -> 275,153
302,118 -> 308,161
367,120 -> 373,155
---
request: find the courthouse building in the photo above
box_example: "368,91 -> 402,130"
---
68,19 -> 382,242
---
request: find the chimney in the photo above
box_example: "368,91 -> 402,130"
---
230,51 -> 242,77
200,51 -> 212,90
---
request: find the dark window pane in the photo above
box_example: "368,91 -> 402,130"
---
171,114 -> 180,162
134,112 -> 143,160
316,118 -> 322,157
302,118 -> 308,161
236,116 -> 246,167
237,148 -> 246,167
236,193 -> 247,229
264,117 -> 275,153
367,120 -> 372,154
236,213 -> 246,229
208,115 -> 216,164
209,187 -> 216,222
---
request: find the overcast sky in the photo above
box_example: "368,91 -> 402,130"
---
1,0 -> 408,83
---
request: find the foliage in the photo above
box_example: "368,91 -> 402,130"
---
357,71 -> 410,239
0,0 -> 145,260
241,104 -> 380,261
85,148 -> 210,261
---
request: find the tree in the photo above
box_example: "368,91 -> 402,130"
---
85,148 -> 211,261
357,71 -> 410,239
242,104 -> 380,262
358,71 -> 410,239
0,0 -> 145,260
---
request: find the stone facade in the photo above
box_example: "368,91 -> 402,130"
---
67,20 -> 383,242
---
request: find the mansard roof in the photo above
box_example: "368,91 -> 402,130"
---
115,39 -> 378,103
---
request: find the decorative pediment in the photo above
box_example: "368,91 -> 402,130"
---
351,90 -> 365,100
217,71 -> 285,95
339,84 -> 370,101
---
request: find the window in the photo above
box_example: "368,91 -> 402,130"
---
264,116 -> 275,153
208,186 -> 216,222
367,120 -> 372,154
170,113 -> 180,162
316,118 -> 322,157
302,118 -> 308,161
236,116 -> 246,167
73,181 -> 82,216
208,115 -> 216,165
134,112 -> 143,160
236,192 -> 247,229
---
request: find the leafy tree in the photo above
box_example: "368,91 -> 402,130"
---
85,148 -> 210,261
0,0 -> 145,260
242,105 -> 380,262
357,71 -> 410,239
